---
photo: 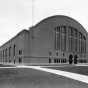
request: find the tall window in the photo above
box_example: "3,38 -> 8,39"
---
0,51 -> 1,60
68,26 -> 73,52
13,44 -> 16,56
79,32 -> 81,53
82,36 -> 86,54
9,46 -> 11,57
54,25 -> 86,57
78,32 -> 86,57
5,48 -> 7,62
55,25 -> 66,51
80,33 -> 83,54
61,26 -> 66,51
55,26 -> 60,50
84,36 -> 86,53
68,27 -> 79,52
3,50 -> 4,62
74,29 -> 78,52
1,51 -> 2,61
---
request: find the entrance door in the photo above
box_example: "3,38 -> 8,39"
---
19,57 -> 22,63
74,55 -> 78,64
49,58 -> 51,63
69,54 -> 73,64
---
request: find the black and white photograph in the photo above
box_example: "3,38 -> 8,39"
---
0,0 -> 88,88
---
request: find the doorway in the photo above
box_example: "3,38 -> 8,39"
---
19,57 -> 22,63
69,54 -> 73,64
49,58 -> 51,63
74,55 -> 78,64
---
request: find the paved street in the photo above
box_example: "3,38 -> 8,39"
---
44,65 -> 88,75
0,65 -> 87,88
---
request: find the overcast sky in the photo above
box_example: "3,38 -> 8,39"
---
0,0 -> 88,46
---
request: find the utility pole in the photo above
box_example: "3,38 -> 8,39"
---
32,0 -> 34,26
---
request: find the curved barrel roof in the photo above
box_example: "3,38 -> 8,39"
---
32,15 -> 87,37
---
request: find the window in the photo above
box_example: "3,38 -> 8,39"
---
61,33 -> 66,51
61,26 -> 66,51
68,26 -> 73,36
68,27 -> 80,52
0,51 -> 1,59
79,32 -> 81,53
49,58 -> 51,63
13,44 -> 16,56
19,50 -> 22,55
9,46 -> 11,57
61,26 -> 66,34
1,51 -> 2,60
84,37 -> 86,53
56,59 -> 58,63
5,48 -> 7,56
56,52 -> 58,56
3,50 -> 4,62
5,48 -> 7,62
54,25 -> 86,54
83,36 -> 86,53
68,37 -> 72,51
68,26 -> 74,52
54,59 -> 59,63
74,28 -> 78,38
19,57 -> 22,63
81,34 -> 83,54
58,59 -> 60,63
55,25 -> 66,51
54,59 -> 56,63
75,39 -> 77,52
55,26 -> 60,50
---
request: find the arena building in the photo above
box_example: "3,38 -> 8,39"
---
0,15 -> 88,65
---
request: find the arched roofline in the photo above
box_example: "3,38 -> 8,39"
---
32,15 -> 87,36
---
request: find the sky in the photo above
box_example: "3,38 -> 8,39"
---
0,0 -> 88,46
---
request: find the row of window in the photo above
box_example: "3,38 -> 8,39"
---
49,58 -> 87,64
55,25 -> 86,55
55,25 -> 86,39
0,44 -> 16,59
78,59 -> 87,63
54,58 -> 67,63
1,57 -> 22,64
0,44 -> 22,61
49,58 -> 67,63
